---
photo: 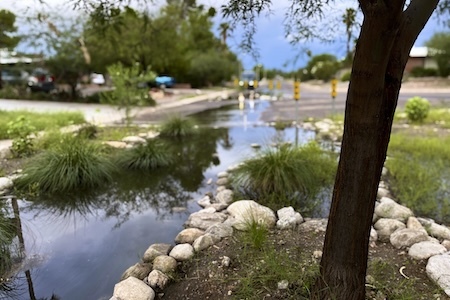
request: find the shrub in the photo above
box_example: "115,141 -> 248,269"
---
409,67 -> 438,77
231,142 -> 337,211
404,96 -> 430,123
160,116 -> 196,137
7,116 -> 36,158
15,135 -> 116,194
340,71 -> 351,82
116,139 -> 173,170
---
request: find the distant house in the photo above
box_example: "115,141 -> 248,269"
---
0,49 -> 43,65
405,46 -> 438,73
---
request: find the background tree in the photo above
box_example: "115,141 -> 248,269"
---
0,9 -> 21,89
304,54 -> 339,81
223,0 -> 443,298
426,32 -> 450,77
342,8 -> 357,65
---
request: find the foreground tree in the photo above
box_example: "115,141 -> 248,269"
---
224,0 -> 442,299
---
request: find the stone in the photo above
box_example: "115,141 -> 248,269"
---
374,218 -> 406,242
442,240 -> 450,251
409,241 -> 447,260
102,141 -> 127,149
120,262 -> 152,281
185,209 -> 227,231
377,187 -> 389,199
169,244 -> 195,261
276,206 -> 303,229
147,270 -> 170,290
215,189 -> 234,205
217,171 -> 228,178
113,277 -> 155,300
389,228 -> 429,249
407,216 -> 427,233
216,177 -> 229,186
374,197 -> 414,222
197,195 -> 212,208
193,234 -> 216,252
226,200 -> 276,230
205,223 -> 233,239
370,227 -> 378,242
152,255 -> 177,273
143,243 -> 172,263
221,256 -> 231,267
277,280 -> 289,290
298,219 -> 328,232
216,186 -> 226,193
209,202 -> 229,212
0,177 -> 13,192
175,228 -> 205,244
427,223 -> 450,240
427,253 -> 450,296
122,136 -> 146,144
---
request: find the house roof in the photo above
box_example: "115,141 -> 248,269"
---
410,47 -> 428,58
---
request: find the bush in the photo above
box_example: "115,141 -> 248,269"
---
160,116 -> 196,138
340,71 -> 351,82
15,135 -> 116,194
231,142 -> 337,211
116,139 -> 173,170
404,96 -> 430,123
410,67 -> 438,77
7,116 -> 36,158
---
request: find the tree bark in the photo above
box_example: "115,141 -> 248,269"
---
312,0 -> 438,299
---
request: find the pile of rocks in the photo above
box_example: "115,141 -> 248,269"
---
110,170 -> 450,300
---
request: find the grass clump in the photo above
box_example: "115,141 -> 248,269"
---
0,214 -> 15,277
160,116 -> 196,138
116,139 -> 173,170
231,142 -> 337,211
0,110 -> 85,140
15,135 -> 116,194
386,133 -> 450,222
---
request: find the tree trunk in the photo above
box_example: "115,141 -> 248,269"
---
312,0 -> 439,299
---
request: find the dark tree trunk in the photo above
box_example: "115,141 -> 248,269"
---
312,1 -> 439,299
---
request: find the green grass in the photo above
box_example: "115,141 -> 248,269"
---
160,115 -> 196,138
394,107 -> 450,128
0,213 -> 15,277
386,133 -> 450,222
96,126 -> 142,141
116,139 -> 173,170
0,110 -> 85,139
231,142 -> 337,211
15,135 -> 116,194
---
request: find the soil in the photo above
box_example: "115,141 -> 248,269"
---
159,226 -> 449,300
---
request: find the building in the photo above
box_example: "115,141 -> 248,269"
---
405,46 -> 438,73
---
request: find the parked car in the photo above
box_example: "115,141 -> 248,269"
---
146,75 -> 176,89
90,73 -> 105,85
239,70 -> 257,90
1,69 -> 29,85
27,68 -> 55,93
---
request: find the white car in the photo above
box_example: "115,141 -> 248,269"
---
90,73 -> 105,85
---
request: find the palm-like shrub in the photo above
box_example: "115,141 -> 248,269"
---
15,135 -> 116,194
231,142 -> 337,209
160,116 -> 195,137
116,139 -> 173,170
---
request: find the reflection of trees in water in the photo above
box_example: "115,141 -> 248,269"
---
20,127 -> 230,229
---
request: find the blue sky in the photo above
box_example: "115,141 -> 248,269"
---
1,0 -> 448,71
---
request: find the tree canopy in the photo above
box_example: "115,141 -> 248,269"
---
0,9 -> 20,49
426,31 -> 450,77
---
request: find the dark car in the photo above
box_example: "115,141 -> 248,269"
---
1,69 -> 29,86
27,68 -> 55,93
146,75 -> 176,89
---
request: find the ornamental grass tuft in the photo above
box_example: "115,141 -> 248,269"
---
231,142 -> 337,210
116,139 -> 173,170
160,115 -> 195,137
15,135 -> 116,194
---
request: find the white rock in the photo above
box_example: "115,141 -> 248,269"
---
427,253 -> 450,296
120,263 -> 152,280
152,255 -> 177,273
122,136 -> 146,144
216,177 -> 229,186
298,219 -> 328,232
113,277 -> 155,300
276,207 -> 304,229
0,177 -> 13,191
389,228 -> 429,249
442,240 -> 450,251
221,256 -> 231,267
216,186 -> 226,193
205,223 -> 234,238
102,141 -> 127,148
209,202 -> 228,212
193,234 -> 216,252
143,244 -> 172,263
427,223 -> 450,240
277,280 -> 289,290
197,195 -> 212,208
216,189 -> 234,205
377,187 -> 389,198
374,218 -> 406,242
407,216 -> 426,232
227,200 -> 276,230
185,210 -> 228,231
217,171 -> 228,178
147,270 -> 170,290
369,227 -> 378,242
175,228 -> 205,244
409,241 -> 447,260
169,244 -> 195,261
374,197 -> 414,222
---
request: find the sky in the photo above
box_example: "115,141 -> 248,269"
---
0,0 -> 448,70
